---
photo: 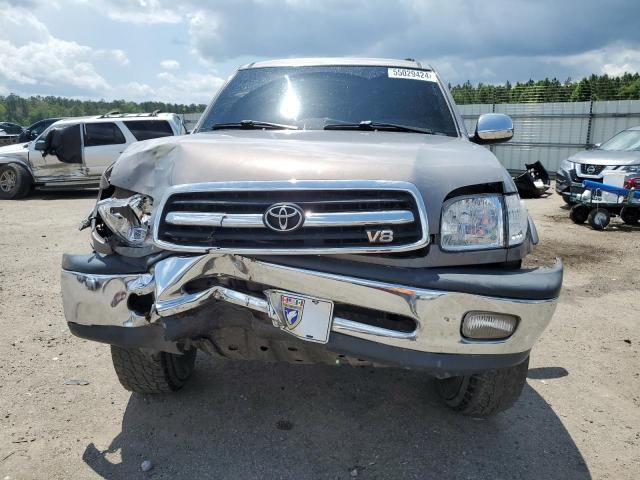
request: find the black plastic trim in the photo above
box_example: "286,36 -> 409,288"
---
67,322 -> 528,374
62,252 -> 562,301
68,322 -> 181,354
61,252 -> 174,275
256,256 -> 563,300
327,333 -> 530,375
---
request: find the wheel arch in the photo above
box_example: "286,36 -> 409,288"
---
0,157 -> 35,180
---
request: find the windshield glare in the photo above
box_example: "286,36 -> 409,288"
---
600,130 -> 640,151
200,66 -> 457,136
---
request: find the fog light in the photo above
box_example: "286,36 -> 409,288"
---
461,312 -> 518,340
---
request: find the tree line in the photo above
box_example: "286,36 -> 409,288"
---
450,73 -> 640,104
2,72 -> 640,124
0,95 -> 206,126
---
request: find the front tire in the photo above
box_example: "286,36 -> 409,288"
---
110,345 -> 196,394
0,163 -> 32,199
436,356 -> 529,417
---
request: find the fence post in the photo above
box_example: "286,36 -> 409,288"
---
586,97 -> 594,148
490,102 -> 496,154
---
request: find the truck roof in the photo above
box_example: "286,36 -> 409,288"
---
53,112 -> 180,126
241,57 -> 431,70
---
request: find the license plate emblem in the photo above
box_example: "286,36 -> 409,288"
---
265,290 -> 334,344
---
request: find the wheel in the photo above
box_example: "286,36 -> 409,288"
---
569,204 -> 589,224
0,163 -> 32,199
110,345 -> 196,394
436,356 -> 529,417
620,206 -> 640,225
587,208 -> 611,230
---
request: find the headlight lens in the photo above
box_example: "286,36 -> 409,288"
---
619,165 -> 640,173
441,195 -> 504,251
505,194 -> 528,246
560,159 -> 575,171
97,194 -> 152,246
441,193 -> 529,251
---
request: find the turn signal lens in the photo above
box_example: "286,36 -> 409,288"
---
461,311 -> 518,340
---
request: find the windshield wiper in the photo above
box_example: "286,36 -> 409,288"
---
324,120 -> 434,135
211,120 -> 298,131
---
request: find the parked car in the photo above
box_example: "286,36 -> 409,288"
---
17,117 -> 64,143
0,122 -> 24,136
60,58 -> 562,417
556,126 -> 640,203
0,112 -> 186,198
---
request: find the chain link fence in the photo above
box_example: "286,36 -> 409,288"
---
453,79 -> 640,174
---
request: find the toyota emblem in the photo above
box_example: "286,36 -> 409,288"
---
263,203 -> 305,232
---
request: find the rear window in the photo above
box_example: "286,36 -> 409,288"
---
123,120 -> 174,141
84,122 -> 126,146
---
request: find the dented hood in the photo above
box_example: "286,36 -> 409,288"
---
110,130 -> 514,234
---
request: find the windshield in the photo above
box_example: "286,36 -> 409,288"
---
599,129 -> 640,151
199,66 -> 458,136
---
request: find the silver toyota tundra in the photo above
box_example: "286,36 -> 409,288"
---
61,58 -> 562,417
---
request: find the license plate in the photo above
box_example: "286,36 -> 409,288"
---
265,290 -> 334,344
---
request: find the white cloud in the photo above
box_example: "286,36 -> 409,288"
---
547,46 -> 640,78
72,0 -> 182,24
160,59 -> 180,70
108,72 -> 223,104
0,5 -> 128,94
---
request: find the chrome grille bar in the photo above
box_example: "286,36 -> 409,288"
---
165,210 -> 415,228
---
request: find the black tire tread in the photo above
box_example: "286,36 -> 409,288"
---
620,207 -> 639,225
438,357 -> 529,417
0,163 -> 32,199
110,345 -> 195,394
569,204 -> 589,224
587,208 -> 610,230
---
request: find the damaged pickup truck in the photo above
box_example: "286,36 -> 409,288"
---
61,58 -> 562,417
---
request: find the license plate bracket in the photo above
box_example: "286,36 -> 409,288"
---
265,290 -> 334,344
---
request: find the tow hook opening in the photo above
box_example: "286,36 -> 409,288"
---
127,292 -> 154,317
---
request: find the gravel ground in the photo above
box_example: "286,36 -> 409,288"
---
0,189 -> 638,480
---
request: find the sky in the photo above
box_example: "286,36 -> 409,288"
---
1,0 -> 640,105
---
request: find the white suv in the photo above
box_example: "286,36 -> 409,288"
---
0,112 -> 186,199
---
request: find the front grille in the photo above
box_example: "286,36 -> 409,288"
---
570,170 -> 603,183
155,183 -> 427,253
580,164 -> 606,176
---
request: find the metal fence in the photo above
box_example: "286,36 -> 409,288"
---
459,100 -> 640,174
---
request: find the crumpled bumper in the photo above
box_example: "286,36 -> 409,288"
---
61,252 -> 562,367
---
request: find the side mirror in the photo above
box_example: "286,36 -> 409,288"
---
471,113 -> 513,145
24,129 -> 32,140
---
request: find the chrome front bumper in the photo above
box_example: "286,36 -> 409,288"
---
61,254 -> 561,356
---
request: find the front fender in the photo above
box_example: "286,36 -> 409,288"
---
0,156 -> 34,177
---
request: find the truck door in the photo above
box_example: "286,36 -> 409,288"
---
82,122 -> 128,177
31,123 -> 85,179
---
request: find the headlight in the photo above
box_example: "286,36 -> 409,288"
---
441,195 -> 504,251
97,194 -> 152,246
440,193 -> 528,251
504,194 -> 528,246
618,165 -> 640,173
559,159 -> 575,171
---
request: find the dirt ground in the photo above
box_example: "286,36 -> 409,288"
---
0,188 -> 638,480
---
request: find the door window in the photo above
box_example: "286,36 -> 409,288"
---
123,120 -> 174,141
84,122 -> 126,147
